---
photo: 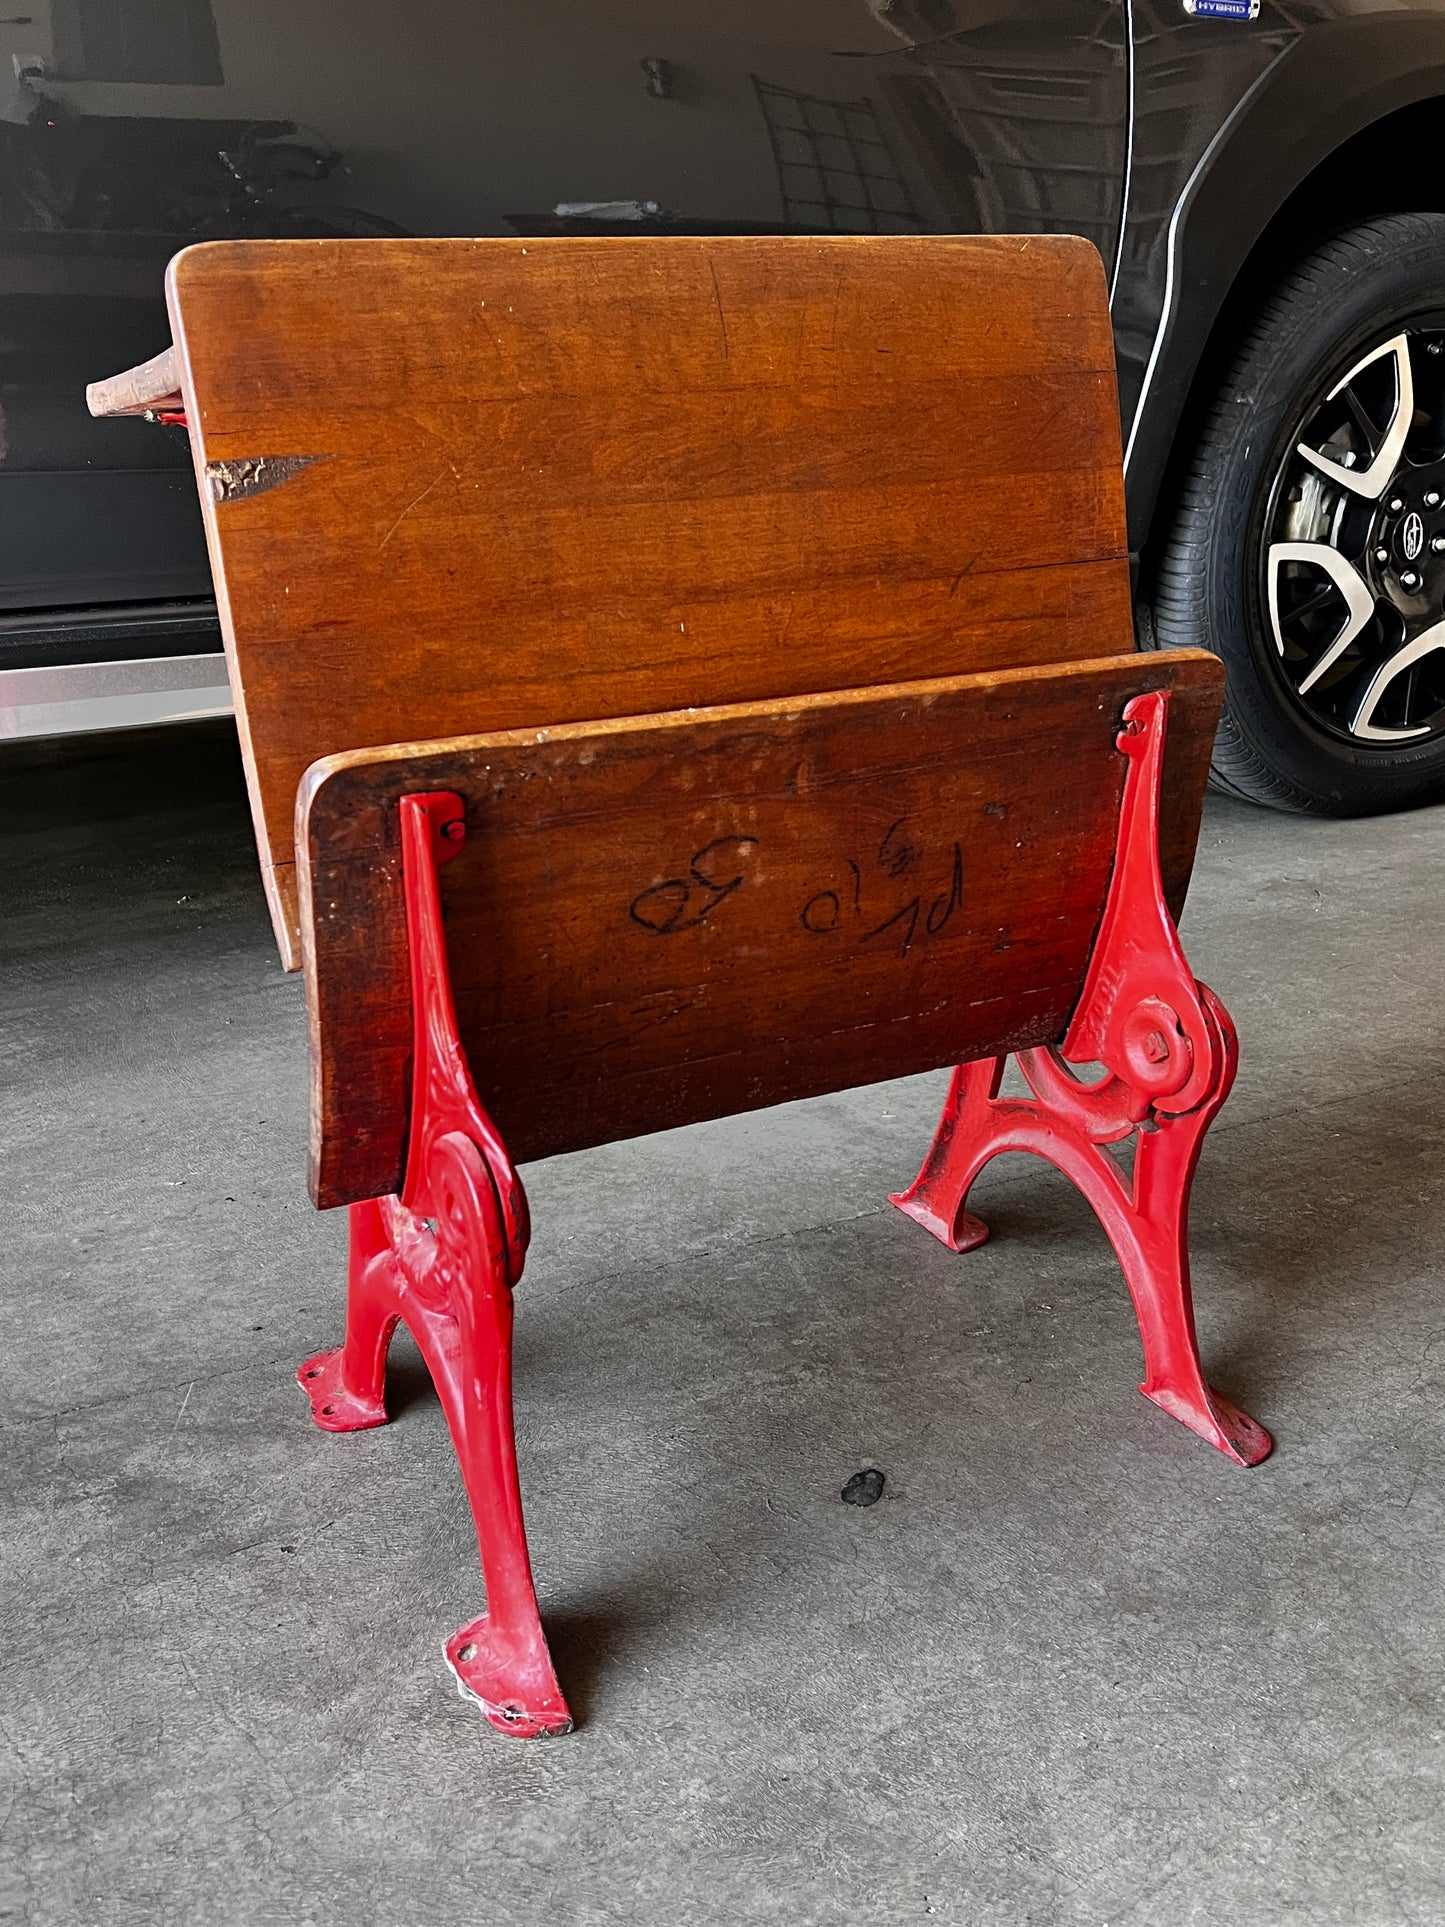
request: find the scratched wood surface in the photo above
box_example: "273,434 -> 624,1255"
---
95,233 -> 1133,967
299,652 -> 1224,1208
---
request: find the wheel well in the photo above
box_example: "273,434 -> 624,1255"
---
1138,95 -> 1445,608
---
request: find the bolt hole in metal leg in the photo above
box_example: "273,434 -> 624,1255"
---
1265,322 -> 1445,743
457,1641 -> 477,1663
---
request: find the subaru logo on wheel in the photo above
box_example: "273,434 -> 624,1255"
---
1403,511 -> 1425,560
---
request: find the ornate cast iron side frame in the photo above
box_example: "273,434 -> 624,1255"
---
893,690 -> 1271,1468
297,688 -> 1268,1743
297,791 -> 572,1739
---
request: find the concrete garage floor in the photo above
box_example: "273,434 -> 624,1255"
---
4,721 -> 1445,1927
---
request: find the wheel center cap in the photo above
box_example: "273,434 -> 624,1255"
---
1368,465 -> 1445,599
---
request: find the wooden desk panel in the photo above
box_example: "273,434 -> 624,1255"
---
300,651 -> 1223,1207
136,234 -> 1131,965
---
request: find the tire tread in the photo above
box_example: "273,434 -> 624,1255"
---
1151,212 -> 1445,814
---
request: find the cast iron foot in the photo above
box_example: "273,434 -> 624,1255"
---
295,1346 -> 388,1432
444,1614 -> 574,1738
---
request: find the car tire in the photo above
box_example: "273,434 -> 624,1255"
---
1152,212 -> 1445,814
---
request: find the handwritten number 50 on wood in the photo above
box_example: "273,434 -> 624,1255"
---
629,836 -> 759,934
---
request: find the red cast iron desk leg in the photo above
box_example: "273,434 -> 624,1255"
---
891,691 -> 1271,1468
298,791 -> 571,1738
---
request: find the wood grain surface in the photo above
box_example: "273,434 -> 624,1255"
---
300,652 -> 1224,1209
148,233 -> 1132,966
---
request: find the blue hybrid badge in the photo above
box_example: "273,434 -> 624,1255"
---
1183,0 -> 1260,17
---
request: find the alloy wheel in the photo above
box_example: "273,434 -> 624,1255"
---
1262,323 -> 1445,745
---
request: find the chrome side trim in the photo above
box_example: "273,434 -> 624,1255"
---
1108,0 -> 1136,310
1122,42 -> 1296,475
0,652 -> 232,740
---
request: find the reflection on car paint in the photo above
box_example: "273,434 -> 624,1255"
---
0,0 -> 1423,688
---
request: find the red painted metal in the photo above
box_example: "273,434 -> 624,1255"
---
892,691 -> 1271,1467
296,692 -> 1263,1739
297,791 -> 572,1738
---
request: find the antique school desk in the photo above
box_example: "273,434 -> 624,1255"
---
89,235 -> 1268,1737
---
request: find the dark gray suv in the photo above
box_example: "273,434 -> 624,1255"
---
7,0 -> 1445,815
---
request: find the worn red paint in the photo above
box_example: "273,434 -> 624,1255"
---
297,691 -> 1266,1744
892,690 -> 1271,1468
297,791 -> 570,1738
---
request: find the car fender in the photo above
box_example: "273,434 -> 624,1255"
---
1126,13 -> 1445,553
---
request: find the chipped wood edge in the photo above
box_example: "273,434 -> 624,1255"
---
86,345 -> 183,419
294,650 -> 1221,815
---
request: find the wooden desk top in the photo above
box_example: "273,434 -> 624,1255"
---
90,234 -> 1133,970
